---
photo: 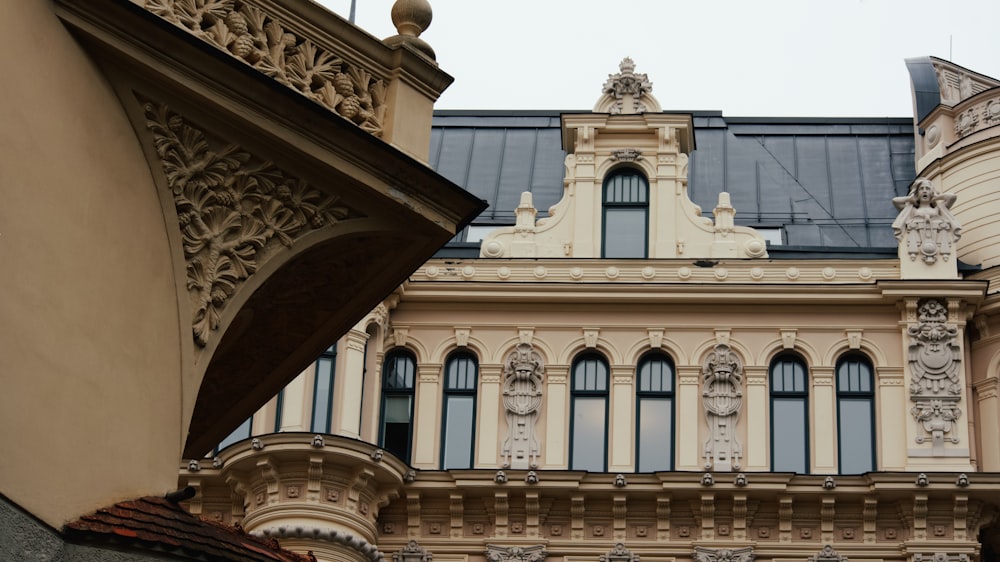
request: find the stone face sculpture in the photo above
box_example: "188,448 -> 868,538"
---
501,343 -> 545,469
907,299 -> 963,453
892,178 -> 961,265
701,344 -> 744,471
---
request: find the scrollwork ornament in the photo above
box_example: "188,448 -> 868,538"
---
905,298 -> 963,451
393,540 -> 432,562
692,546 -> 754,562
142,100 -> 360,347
807,545 -> 847,562
600,543 -> 639,562
486,545 -> 547,562
602,57 -> 652,114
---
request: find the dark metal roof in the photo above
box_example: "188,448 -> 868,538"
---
430,110 -> 916,250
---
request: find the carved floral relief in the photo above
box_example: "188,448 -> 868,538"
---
137,0 -> 386,134
143,100 -> 361,346
906,298 -> 963,452
702,343 -> 744,471
501,343 -> 544,469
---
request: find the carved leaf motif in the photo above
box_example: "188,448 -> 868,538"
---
142,100 -> 363,346
287,39 -> 344,95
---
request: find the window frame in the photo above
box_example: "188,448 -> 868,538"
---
835,353 -> 877,474
769,354 -> 810,474
378,349 -> 417,462
569,353 -> 611,472
310,343 -> 338,434
601,168 -> 650,258
440,351 -> 479,469
635,352 -> 676,472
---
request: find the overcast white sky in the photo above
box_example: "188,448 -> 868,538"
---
317,0 -> 999,117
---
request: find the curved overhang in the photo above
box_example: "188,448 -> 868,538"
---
54,0 -> 487,458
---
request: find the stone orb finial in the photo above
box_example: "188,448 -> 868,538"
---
386,0 -> 436,60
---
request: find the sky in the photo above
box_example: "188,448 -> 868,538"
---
317,0 -> 1000,117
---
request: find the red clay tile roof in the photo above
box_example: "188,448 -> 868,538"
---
65,495 -> 314,561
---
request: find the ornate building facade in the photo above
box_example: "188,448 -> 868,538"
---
180,56 -> 1000,562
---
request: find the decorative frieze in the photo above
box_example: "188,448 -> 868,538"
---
143,100 -> 360,346
892,178 -> 961,265
702,343 -> 744,471
906,298 -> 964,452
135,0 -> 388,134
501,343 -> 545,469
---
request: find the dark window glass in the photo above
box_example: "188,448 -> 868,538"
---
442,352 -> 478,469
837,355 -> 876,474
637,354 -> 675,471
216,417 -> 252,453
602,170 -> 649,258
380,350 -> 416,461
311,344 -> 337,433
770,356 -> 809,473
571,354 -> 609,471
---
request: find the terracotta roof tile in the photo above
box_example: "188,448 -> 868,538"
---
66,495 -> 311,562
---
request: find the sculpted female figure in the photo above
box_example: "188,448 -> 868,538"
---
892,178 -> 960,264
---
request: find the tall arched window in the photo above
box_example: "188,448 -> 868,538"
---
602,169 -> 649,258
836,354 -> 876,474
379,349 -> 416,462
636,353 -> 675,471
310,343 -> 337,433
570,353 -> 610,471
441,352 -> 478,469
770,354 -> 809,473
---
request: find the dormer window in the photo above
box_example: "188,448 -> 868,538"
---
602,169 -> 649,258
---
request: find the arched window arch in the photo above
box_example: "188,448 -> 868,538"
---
770,354 -> 809,473
379,349 -> 416,462
310,343 -> 338,433
636,352 -> 675,471
570,353 -> 610,471
836,353 -> 876,474
441,351 -> 478,469
602,169 -> 649,258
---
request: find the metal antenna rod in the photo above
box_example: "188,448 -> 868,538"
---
349,0 -> 357,23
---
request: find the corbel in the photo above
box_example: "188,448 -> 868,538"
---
656,494 -> 671,540
257,456 -> 280,506
613,494 -> 627,540
450,492 -> 464,538
307,454 -> 323,501
700,492 -> 716,541
863,495 -> 878,543
779,494 -> 793,542
495,490 -> 509,537
733,493 -> 747,540
526,491 -> 540,538
571,494 -> 585,540
407,490 -> 421,537
820,496 -> 835,544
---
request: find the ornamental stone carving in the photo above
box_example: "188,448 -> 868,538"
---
601,58 -> 653,114
600,543 -> 639,562
143,100 -> 361,346
394,540 -> 432,562
692,546 -> 754,562
486,545 -> 547,562
892,178 -> 961,265
501,343 -> 544,469
137,0 -> 387,134
913,554 -> 969,562
702,344 -> 744,471
907,298 -> 963,451
808,545 -> 847,562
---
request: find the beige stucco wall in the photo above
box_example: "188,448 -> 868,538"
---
0,2 -> 182,526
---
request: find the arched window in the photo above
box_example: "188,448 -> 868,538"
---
379,349 -> 416,462
836,354 -> 876,474
441,352 -> 478,469
570,353 -> 610,471
636,353 -> 675,471
770,354 -> 809,473
602,169 -> 649,258
310,343 -> 337,433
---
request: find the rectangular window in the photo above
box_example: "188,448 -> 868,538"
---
571,397 -> 607,471
772,399 -> 808,473
637,397 -> 673,471
442,395 -> 475,468
381,394 -> 412,459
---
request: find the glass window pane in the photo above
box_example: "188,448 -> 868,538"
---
311,357 -> 335,433
604,208 -> 646,258
838,399 -> 875,473
382,395 -> 411,459
571,397 -> 607,471
772,398 -> 808,472
217,417 -> 252,452
639,357 -> 673,393
638,397 -> 673,471
443,395 -> 475,469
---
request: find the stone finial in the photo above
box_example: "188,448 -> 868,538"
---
385,0 -> 436,60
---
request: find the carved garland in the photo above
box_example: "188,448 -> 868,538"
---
143,99 -> 362,346
136,0 -> 387,135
